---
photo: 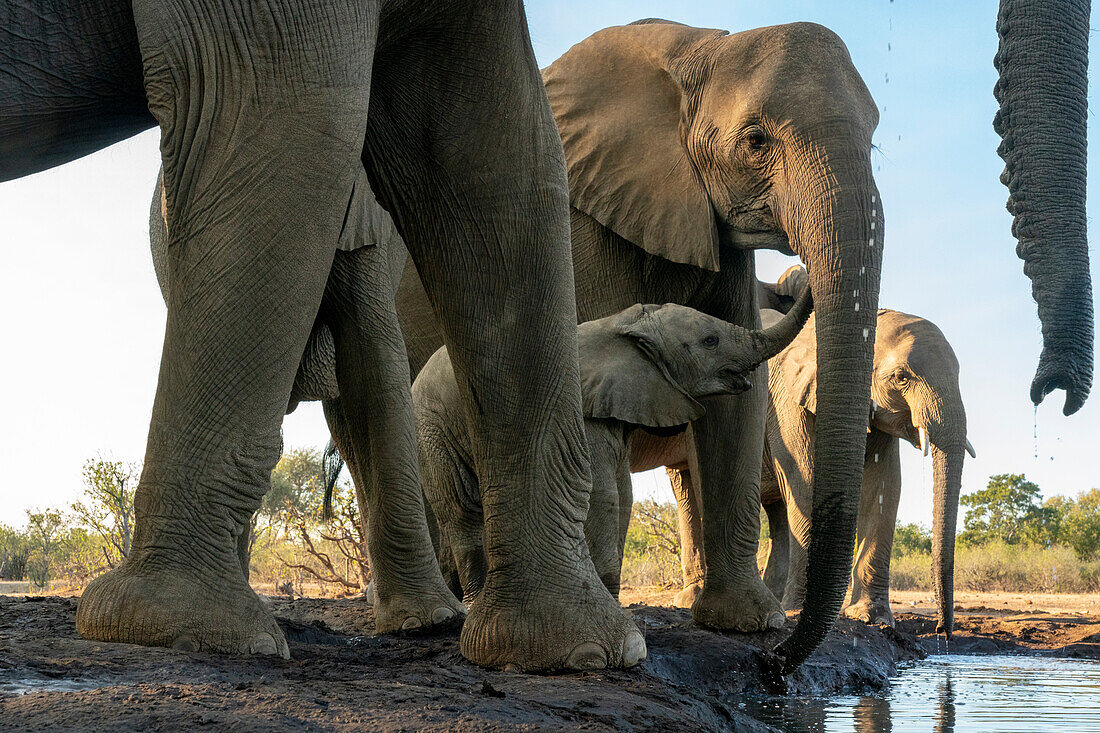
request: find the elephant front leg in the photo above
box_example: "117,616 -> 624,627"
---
843,434 -> 901,626
690,387 -> 787,632
321,246 -> 464,632
364,2 -> 643,672
668,465 -> 705,609
76,0 -> 380,656
583,425 -> 628,597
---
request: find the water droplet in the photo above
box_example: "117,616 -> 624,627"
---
874,453 -> 879,463
860,266 -> 866,275
871,194 -> 876,203
863,327 -> 870,340
871,221 -> 876,230
853,289 -> 860,297
868,238 -> 875,247
854,302 -> 860,312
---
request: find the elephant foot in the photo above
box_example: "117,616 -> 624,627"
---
460,569 -> 646,672
672,582 -> 703,609
76,559 -> 289,658
842,597 -> 895,627
693,575 -> 788,632
374,576 -> 466,634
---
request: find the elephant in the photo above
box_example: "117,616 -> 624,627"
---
396,18 -> 886,671
416,288 -> 812,608
675,291 -> 972,633
1,0 -> 648,672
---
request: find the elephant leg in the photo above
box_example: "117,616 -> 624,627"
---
320,245 -> 464,632
583,425 -> 627,597
691,341 -> 787,630
761,498 -> 790,601
237,517 -> 253,582
363,3 -> 643,671
669,465 -> 705,609
416,412 -> 486,607
844,434 -> 900,626
76,0 -> 379,656
767,408 -> 815,612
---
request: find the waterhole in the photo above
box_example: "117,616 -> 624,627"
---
743,654 -> 1100,732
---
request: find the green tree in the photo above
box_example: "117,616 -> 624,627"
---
24,508 -> 68,587
958,474 -> 1044,546
71,457 -> 138,567
1060,489 -> 1100,560
263,448 -> 324,525
0,524 -> 30,581
893,522 -> 932,557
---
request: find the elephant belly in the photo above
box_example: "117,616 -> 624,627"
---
628,430 -> 688,473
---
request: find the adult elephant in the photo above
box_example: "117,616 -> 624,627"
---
1,0 -> 645,671
397,19 -> 885,671
714,303 -> 970,635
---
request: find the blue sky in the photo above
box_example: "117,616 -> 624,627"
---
1,0 -> 1097,529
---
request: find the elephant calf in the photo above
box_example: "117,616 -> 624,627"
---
416,289 -> 811,604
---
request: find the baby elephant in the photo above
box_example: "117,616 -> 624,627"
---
416,289 -> 812,604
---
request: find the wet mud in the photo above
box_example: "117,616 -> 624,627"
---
1,594 -> 1096,731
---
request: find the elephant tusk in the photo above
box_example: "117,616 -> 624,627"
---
919,427 -> 930,456
965,438 -> 976,459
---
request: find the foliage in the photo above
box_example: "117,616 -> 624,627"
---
893,522 -> 932,557
621,500 -> 682,588
957,474 -> 1045,546
263,448 -> 325,525
892,540 -> 1100,594
71,457 -> 137,568
0,524 -> 30,581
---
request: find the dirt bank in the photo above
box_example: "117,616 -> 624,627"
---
1,591 -> 1097,732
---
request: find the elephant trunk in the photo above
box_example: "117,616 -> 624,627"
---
930,442 -> 964,635
746,283 -> 814,365
773,142 -> 882,673
994,0 -> 1093,415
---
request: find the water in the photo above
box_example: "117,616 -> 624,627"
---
743,655 -> 1100,732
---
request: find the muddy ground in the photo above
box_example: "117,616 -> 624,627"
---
1,591 -> 1098,732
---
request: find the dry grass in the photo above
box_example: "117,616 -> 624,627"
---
891,541 -> 1100,594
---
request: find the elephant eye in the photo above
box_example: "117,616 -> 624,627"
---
703,335 -> 719,349
744,128 -> 767,151
894,371 -> 910,386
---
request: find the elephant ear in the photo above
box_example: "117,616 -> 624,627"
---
544,20 -> 727,271
772,313 -> 819,415
580,305 -> 706,428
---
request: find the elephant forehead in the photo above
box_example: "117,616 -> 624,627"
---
649,304 -> 724,339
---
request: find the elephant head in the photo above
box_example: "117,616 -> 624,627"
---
994,0 -> 1094,415
865,310 -> 970,634
581,287 -> 813,427
545,19 -> 882,670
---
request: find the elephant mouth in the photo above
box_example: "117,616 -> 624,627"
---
715,213 -> 794,255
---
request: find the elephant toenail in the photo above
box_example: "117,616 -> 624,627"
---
401,617 -> 423,630
171,635 -> 195,652
565,642 -> 608,670
247,633 -> 282,657
621,631 -> 647,667
767,612 -> 787,630
431,607 -> 455,625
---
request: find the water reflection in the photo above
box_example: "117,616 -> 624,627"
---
743,655 -> 1100,732
934,673 -> 954,733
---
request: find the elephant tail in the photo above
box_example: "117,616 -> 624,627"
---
321,439 -> 345,521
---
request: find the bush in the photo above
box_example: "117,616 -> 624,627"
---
891,541 -> 1100,594
621,500 -> 682,588
894,523 -> 932,557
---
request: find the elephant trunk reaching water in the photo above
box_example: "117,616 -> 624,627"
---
772,139 -> 882,673
904,384 -> 968,635
994,0 -> 1094,415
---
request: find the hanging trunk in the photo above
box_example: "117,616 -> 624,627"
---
773,142 -> 882,673
994,0 -> 1093,415
930,444 -> 964,635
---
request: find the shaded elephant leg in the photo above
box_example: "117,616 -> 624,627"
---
364,2 -> 643,671
768,409 -> 816,612
583,424 -> 628,597
844,433 -> 900,626
76,0 -> 379,656
416,414 -> 487,607
761,498 -> 790,601
320,245 -> 464,632
237,517 -> 253,582
669,465 -> 705,609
